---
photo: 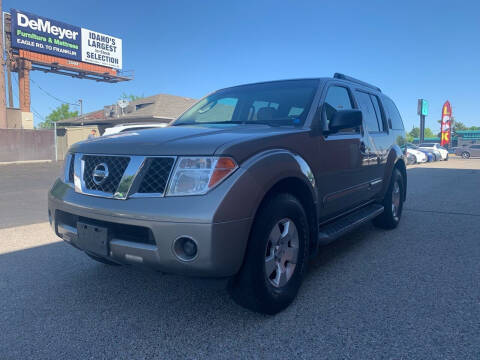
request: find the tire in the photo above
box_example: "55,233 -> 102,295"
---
462,152 -> 470,159
412,156 -> 417,164
445,154 -> 449,161
229,193 -> 309,314
373,168 -> 404,229
86,252 -> 120,266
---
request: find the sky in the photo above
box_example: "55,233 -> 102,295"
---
4,0 -> 480,131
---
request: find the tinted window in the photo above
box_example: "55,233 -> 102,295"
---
382,96 -> 404,130
370,95 -> 385,132
174,79 -> 318,126
195,97 -> 238,123
323,86 -> 356,133
420,143 -> 435,147
471,145 -> 480,149
355,91 -> 380,132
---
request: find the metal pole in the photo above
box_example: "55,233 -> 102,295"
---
54,121 -> 58,161
79,99 -> 83,115
419,114 -> 425,144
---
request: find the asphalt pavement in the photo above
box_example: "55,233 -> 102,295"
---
0,161 -> 63,229
0,159 -> 479,359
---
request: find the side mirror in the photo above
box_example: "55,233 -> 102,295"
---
328,109 -> 362,134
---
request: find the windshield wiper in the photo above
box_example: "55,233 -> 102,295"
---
173,121 -> 242,126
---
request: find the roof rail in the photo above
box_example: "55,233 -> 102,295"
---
333,73 -> 381,92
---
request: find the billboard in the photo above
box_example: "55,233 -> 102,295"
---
11,9 -> 122,69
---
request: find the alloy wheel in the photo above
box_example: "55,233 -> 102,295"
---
391,180 -> 401,221
264,218 -> 299,288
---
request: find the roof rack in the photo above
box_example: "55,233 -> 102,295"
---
333,73 -> 381,92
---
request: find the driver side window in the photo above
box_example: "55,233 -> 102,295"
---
323,86 -> 356,133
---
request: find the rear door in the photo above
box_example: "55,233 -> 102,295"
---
315,83 -> 372,220
354,91 -> 389,195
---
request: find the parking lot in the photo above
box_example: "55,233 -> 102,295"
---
1,158 -> 479,359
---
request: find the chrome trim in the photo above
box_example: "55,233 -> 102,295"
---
370,178 -> 383,186
71,153 -> 177,200
64,153 -> 73,184
114,156 -> 146,200
74,152 -> 83,193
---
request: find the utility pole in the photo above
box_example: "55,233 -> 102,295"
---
78,99 -> 83,115
0,0 -> 7,128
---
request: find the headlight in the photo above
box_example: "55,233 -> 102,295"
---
166,156 -> 237,196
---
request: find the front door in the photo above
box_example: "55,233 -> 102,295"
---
315,83 -> 371,221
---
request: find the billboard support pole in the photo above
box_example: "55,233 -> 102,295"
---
54,121 -> 58,161
0,0 -> 7,128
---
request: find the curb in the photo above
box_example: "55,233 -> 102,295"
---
0,159 -> 54,166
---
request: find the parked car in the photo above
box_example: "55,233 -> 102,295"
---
431,149 -> 442,161
102,123 -> 169,136
418,143 -> 448,160
455,144 -> 480,159
48,73 -> 407,314
406,152 -> 417,165
405,144 -> 427,164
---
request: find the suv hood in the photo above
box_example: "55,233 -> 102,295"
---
70,125 -> 305,159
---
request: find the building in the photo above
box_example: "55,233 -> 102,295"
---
58,93 -> 196,131
455,130 -> 480,146
413,130 -> 480,147
55,93 -> 197,159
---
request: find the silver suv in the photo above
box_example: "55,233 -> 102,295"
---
49,74 -> 407,314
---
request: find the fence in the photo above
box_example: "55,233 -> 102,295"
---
0,128 -> 55,162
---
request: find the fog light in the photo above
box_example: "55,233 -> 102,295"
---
173,237 -> 198,261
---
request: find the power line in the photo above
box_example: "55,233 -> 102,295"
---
30,76 -> 79,106
11,75 -> 45,121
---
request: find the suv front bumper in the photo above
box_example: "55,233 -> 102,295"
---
48,179 -> 252,277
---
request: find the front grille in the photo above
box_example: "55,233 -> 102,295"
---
83,155 -> 130,194
137,157 -> 175,194
68,154 -> 75,183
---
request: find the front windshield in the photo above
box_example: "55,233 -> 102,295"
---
173,80 -> 319,127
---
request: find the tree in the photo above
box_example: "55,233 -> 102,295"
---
409,127 -> 420,138
39,104 -> 78,129
121,93 -> 144,102
407,126 -> 435,142
424,128 -> 435,138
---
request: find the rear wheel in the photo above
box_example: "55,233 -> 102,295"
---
373,169 -> 404,229
462,152 -> 470,159
229,193 -> 309,314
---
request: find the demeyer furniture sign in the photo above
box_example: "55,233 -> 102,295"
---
11,9 -> 122,70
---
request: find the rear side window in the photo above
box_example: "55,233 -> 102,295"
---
471,145 -> 480,149
323,86 -> 356,133
370,95 -> 385,132
382,96 -> 404,130
355,91 -> 380,132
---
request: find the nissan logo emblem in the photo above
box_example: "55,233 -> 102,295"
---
92,163 -> 109,185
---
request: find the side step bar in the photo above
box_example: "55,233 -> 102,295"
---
317,203 -> 384,246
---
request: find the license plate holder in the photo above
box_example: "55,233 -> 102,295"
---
77,221 -> 109,257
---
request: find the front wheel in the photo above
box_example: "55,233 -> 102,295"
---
229,193 -> 309,314
373,169 -> 404,229
462,152 -> 470,159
